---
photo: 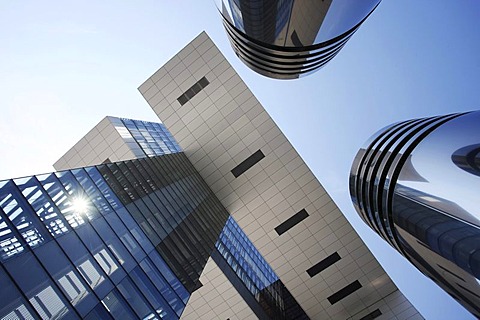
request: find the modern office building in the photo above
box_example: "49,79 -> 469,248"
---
215,0 -> 382,79
350,111 -> 480,318
0,151 -> 219,319
0,32 -> 422,319
134,32 -> 421,319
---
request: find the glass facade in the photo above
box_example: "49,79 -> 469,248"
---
216,217 -> 279,293
114,118 -> 181,158
215,217 -> 308,319
0,152 -> 230,319
98,153 -> 230,294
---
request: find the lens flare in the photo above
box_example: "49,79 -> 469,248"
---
71,196 -> 90,215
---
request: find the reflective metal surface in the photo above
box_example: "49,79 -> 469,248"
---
350,110 -> 480,317
215,0 -> 381,79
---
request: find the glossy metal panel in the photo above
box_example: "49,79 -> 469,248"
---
396,111 -> 480,228
216,0 -> 381,78
350,110 -> 480,318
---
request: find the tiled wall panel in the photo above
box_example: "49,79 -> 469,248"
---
54,116 -> 134,170
140,32 -> 423,319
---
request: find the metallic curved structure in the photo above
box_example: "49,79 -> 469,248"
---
215,0 -> 381,79
350,110 -> 480,317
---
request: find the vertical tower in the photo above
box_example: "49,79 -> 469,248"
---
139,31 -> 422,319
216,0 -> 382,79
350,110 -> 480,317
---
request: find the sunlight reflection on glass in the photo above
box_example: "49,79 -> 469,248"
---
71,196 -> 90,217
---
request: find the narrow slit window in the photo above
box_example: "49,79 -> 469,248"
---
359,309 -> 382,320
306,252 -> 341,277
327,280 -> 362,304
177,76 -> 209,106
231,150 -> 265,178
275,209 -> 309,235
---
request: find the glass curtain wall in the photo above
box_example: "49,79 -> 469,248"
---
0,152 -> 228,319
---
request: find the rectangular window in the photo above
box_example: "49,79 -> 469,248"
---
177,76 -> 209,106
359,309 -> 382,320
275,209 -> 309,235
231,150 -> 265,178
306,252 -> 341,278
57,231 -> 114,298
117,276 -> 155,319
327,280 -> 362,304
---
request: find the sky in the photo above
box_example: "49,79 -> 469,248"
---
1,1 -> 479,319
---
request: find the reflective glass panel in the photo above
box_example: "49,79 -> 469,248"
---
4,251 -> 78,319
34,241 -> 98,317
0,265 -> 37,320
57,231 -> 114,298
101,289 -> 136,320
116,276 -> 155,319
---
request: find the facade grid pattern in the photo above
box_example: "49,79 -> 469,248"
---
139,31 -> 423,320
0,161 -> 191,319
120,118 -> 181,157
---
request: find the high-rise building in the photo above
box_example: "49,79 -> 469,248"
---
215,0 -> 382,79
350,111 -> 480,318
0,32 -> 422,319
134,32 -> 421,319
0,151 -> 221,319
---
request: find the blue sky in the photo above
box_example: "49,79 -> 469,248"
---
1,1 -> 479,319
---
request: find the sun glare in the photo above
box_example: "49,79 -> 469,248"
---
72,196 -> 90,215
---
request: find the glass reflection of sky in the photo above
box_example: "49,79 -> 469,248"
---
318,0 -> 380,42
396,111 -> 480,228
117,118 -> 182,158
0,164 -> 189,319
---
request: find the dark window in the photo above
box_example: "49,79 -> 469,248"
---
198,77 -> 209,88
177,76 -> 209,105
275,209 -> 309,235
359,308 -> 382,320
231,150 -> 265,178
327,280 -> 362,304
306,252 -> 341,278
177,94 -> 188,105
